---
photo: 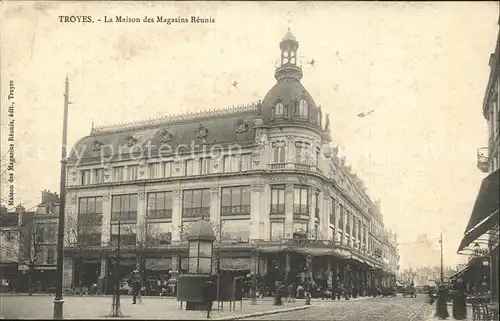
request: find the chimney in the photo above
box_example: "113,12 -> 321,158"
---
15,204 -> 25,214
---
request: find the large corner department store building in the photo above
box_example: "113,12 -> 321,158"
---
64,30 -> 399,295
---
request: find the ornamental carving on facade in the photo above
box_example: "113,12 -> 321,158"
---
92,140 -> 104,151
298,175 -> 308,185
234,119 -> 248,133
159,129 -> 172,143
270,175 -> 286,182
252,151 -> 260,165
196,123 -> 208,139
126,136 -> 138,147
210,186 -> 219,194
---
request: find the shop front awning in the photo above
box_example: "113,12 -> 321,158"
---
458,169 -> 499,252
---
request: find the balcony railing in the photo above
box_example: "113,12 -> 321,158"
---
268,162 -> 320,173
221,205 -> 251,216
270,204 -> 285,214
182,207 -> 210,218
293,204 -> 309,215
147,209 -> 172,219
111,211 -> 137,221
477,147 -> 489,173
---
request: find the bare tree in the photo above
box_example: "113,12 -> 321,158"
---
122,221 -> 168,282
65,215 -> 102,294
2,217 -> 52,295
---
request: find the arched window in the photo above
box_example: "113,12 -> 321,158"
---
274,102 -> 284,116
299,100 -> 308,117
272,141 -> 286,163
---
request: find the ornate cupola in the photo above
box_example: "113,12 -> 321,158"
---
260,29 -> 321,130
275,28 -> 303,81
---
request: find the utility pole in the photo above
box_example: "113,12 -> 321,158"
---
440,232 -> 444,284
109,214 -> 123,317
53,76 -> 69,320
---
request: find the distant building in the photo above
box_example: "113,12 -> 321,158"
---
0,192 -> 59,293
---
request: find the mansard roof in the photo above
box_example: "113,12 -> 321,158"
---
69,103 -> 259,162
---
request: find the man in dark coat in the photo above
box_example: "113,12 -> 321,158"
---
129,269 -> 141,304
452,279 -> 467,320
435,285 -> 450,319
202,280 -> 216,318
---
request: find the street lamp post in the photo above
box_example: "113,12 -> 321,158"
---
53,77 -> 70,320
440,233 -> 444,285
109,213 -> 123,317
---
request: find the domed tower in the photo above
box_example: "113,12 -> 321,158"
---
260,29 -> 322,131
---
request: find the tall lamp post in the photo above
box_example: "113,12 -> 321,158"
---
109,212 -> 123,317
53,76 -> 70,319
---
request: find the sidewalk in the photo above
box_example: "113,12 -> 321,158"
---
424,305 -> 474,321
0,295 -> 312,320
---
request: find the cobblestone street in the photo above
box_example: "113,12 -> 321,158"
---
248,295 -> 436,321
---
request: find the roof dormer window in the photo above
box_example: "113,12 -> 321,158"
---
274,102 -> 284,117
299,99 -> 308,118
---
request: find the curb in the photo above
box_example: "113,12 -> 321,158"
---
214,305 -> 312,320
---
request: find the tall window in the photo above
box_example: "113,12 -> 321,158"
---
346,210 -> 351,235
148,163 -> 163,179
272,142 -> 286,163
111,194 -> 138,221
94,169 -> 104,183
221,186 -> 251,216
81,170 -> 91,185
270,222 -> 284,241
223,155 -> 240,173
358,219 -> 362,242
185,159 -> 197,176
293,187 -> 309,214
240,154 -> 252,171
314,192 -> 320,217
200,158 -> 211,175
147,191 -> 173,219
127,165 -> 139,181
163,162 -> 173,178
315,149 -> 320,168
78,196 -> 103,223
330,197 -> 336,227
113,167 -> 124,182
299,99 -> 308,117
46,246 -> 56,264
352,217 -> 357,240
78,196 -> 103,246
339,204 -> 344,232
274,102 -> 284,116
295,142 -> 310,164
183,189 -> 210,218
270,187 -> 285,214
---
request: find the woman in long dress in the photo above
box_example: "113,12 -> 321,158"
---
452,279 -> 467,320
435,285 -> 450,319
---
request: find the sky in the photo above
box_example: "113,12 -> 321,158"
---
1,1 -> 498,270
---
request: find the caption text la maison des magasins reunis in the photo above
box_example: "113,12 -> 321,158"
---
58,15 -> 215,24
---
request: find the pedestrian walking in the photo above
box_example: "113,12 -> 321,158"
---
130,269 -> 141,304
202,280 -> 216,318
452,279 -> 467,320
287,283 -> 295,303
435,285 -> 450,319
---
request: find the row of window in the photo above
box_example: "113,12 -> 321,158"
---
273,100 -> 310,118
79,155 -> 254,185
272,142 -> 320,167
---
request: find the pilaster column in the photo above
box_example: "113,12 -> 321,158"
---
322,193 -> 330,241
101,193 -> 111,246
285,252 -> 291,273
136,191 -> 146,246
306,255 -> 313,281
63,257 -> 73,288
171,254 -> 180,273
261,185 -> 270,241
326,259 -> 332,286
341,205 -> 347,245
251,184 -> 265,241
210,186 -> 220,238
171,188 -> 183,243
308,187 -> 316,240
348,212 -> 353,247
284,184 -> 294,239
